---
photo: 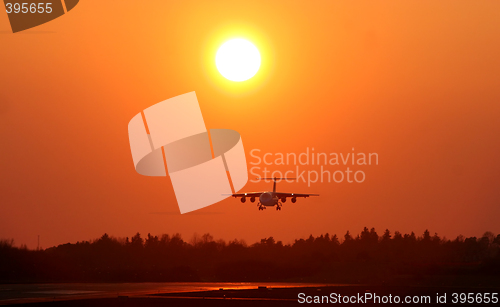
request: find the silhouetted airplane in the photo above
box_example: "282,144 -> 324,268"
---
229,177 -> 319,211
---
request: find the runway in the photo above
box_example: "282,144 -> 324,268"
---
0,282 -> 333,305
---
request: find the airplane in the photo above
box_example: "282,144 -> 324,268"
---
228,177 -> 319,211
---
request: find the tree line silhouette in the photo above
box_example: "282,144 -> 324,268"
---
1,228 -> 499,283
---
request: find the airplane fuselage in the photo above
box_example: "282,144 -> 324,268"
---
259,192 -> 279,207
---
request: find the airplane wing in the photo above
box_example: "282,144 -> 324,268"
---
226,192 -> 264,198
274,192 -> 319,198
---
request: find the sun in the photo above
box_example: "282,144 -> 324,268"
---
216,39 -> 261,82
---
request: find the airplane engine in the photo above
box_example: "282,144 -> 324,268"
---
281,197 -> 286,202
250,197 -> 256,203
291,197 -> 297,203
241,197 -> 246,203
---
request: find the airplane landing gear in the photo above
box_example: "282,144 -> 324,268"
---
275,201 -> 283,211
257,203 -> 266,211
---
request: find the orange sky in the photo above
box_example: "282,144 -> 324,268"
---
1,1 -> 500,249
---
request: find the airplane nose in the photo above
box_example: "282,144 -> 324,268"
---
260,193 -> 272,202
